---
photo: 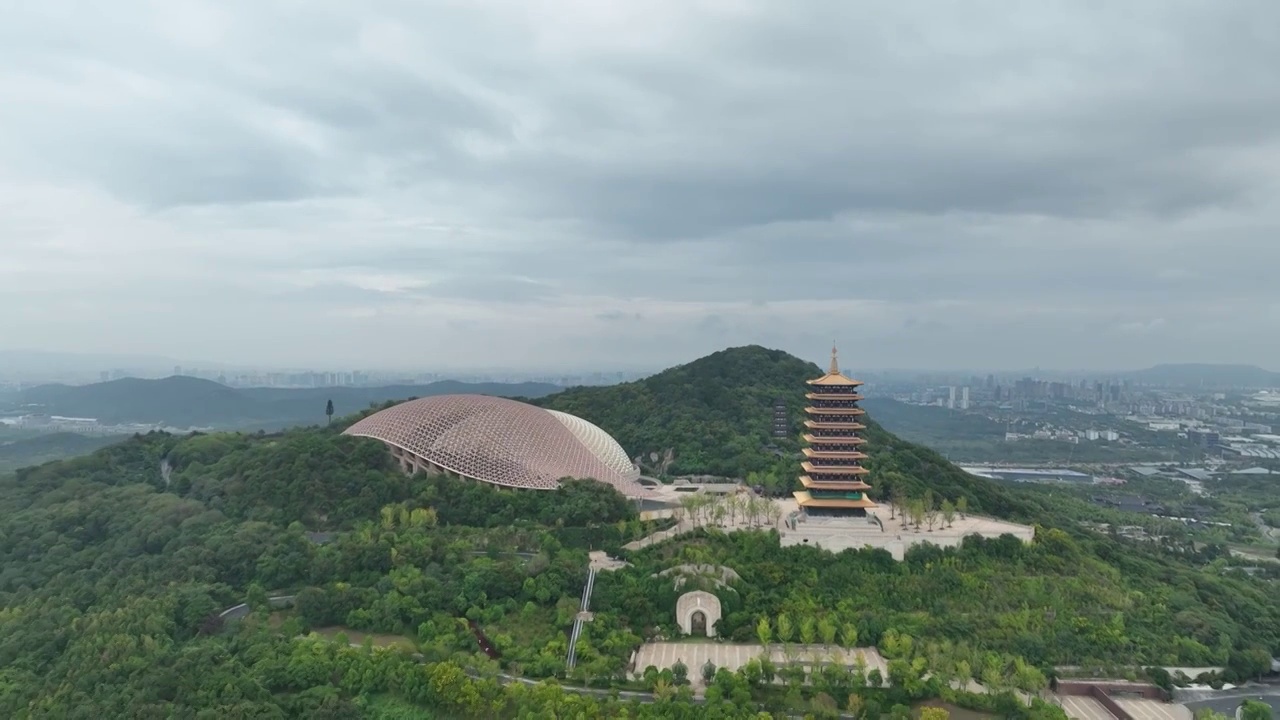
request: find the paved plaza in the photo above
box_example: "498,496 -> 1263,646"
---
631,485 -> 1036,560
779,502 -> 1036,559
632,642 -> 888,686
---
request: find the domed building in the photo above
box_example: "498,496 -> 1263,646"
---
344,394 -> 649,498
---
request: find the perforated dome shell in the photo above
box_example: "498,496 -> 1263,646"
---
344,394 -> 648,498
546,409 -> 641,482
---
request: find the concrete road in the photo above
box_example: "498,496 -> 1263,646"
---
1185,692 -> 1280,718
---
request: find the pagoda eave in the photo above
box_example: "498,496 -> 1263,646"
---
793,491 -> 878,509
806,392 -> 865,402
802,461 -> 868,475
800,475 -> 871,491
803,448 -> 868,460
803,434 -> 867,445
806,374 -> 863,387
804,407 -> 866,415
804,422 -> 867,432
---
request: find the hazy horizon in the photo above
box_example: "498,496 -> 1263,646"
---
1,347 -> 1275,381
3,1 -> 1278,370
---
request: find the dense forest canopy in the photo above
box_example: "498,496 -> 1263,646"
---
530,345 -> 816,477
0,345 -> 1275,718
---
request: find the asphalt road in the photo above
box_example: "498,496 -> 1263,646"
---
1185,692 -> 1280,718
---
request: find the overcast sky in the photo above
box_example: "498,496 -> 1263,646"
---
2,1 -> 1278,372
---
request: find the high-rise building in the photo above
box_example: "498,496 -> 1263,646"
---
947,386 -> 957,409
793,346 -> 876,516
960,386 -> 970,410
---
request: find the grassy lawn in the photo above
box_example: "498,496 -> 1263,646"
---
312,625 -> 418,651
1228,544 -> 1280,562
361,694 -> 458,719
483,605 -> 563,651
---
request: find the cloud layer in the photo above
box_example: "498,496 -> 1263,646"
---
3,0 -> 1279,371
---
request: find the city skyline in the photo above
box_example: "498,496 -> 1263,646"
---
2,346 -> 1278,388
3,2 -> 1279,370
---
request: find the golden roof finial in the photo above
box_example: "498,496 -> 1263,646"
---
829,343 -> 840,374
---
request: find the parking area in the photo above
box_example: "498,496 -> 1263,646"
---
1115,699 -> 1191,720
1057,695 -> 1115,720
1187,694 -> 1280,719
633,642 -> 888,686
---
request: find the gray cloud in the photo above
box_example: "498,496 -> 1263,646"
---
1,0 -> 1278,373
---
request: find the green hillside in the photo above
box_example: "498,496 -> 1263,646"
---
0,431 -> 124,473
0,346 -> 1275,718
531,345 -> 814,477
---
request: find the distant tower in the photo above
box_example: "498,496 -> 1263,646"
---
793,346 -> 876,516
948,386 -> 957,409
770,398 -> 789,438
960,386 -> 970,410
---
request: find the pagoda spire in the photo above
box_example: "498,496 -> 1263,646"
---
829,344 -> 840,374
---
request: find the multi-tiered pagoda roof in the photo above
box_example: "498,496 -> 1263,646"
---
793,346 -> 877,513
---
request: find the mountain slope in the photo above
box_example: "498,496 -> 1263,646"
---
9,376 -> 563,429
0,432 -> 125,473
531,345 -> 814,477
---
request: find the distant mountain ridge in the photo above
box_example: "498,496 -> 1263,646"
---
1121,363 -> 1280,388
7,376 -> 563,429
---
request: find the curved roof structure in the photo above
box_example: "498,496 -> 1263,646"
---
545,410 -> 640,481
344,394 -> 647,498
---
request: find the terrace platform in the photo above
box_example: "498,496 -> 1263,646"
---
777,500 -> 1035,560
632,641 -> 887,688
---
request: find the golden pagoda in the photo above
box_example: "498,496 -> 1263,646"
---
793,345 -> 877,515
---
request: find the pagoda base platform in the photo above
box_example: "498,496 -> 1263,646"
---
792,490 -> 877,517
800,504 -> 871,518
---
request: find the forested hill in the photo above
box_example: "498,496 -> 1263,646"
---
531,345 -> 1040,521
531,345 -> 814,474
9,375 -> 562,429
1,346 -> 1278,716
0,431 -> 124,473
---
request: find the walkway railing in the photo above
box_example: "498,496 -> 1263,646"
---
565,566 -> 593,666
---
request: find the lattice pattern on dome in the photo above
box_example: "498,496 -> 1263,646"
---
344,394 -> 650,498
546,410 -> 641,481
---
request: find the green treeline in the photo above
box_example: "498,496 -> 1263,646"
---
599,528 -> 1278,671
